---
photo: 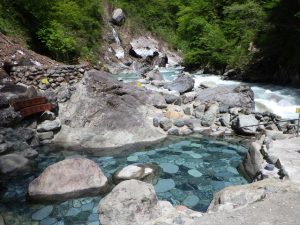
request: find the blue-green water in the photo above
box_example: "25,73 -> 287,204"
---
0,138 -> 248,225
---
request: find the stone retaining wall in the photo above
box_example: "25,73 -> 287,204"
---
10,65 -> 89,90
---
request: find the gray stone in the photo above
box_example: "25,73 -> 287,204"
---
28,158 -> 108,201
183,107 -> 191,115
32,206 -> 53,221
54,70 -> 166,150
153,118 -> 159,127
168,128 -> 179,135
99,180 -> 161,225
0,153 -> 31,176
174,120 -> 185,127
182,92 -> 197,104
112,8 -> 126,26
37,119 -> 61,132
57,86 -> 71,103
127,155 -> 139,162
38,131 -> 54,141
159,118 -> 172,131
23,148 -> 38,159
194,105 -> 205,119
240,142 -> 264,179
220,113 -> 231,127
159,163 -> 179,174
164,94 -> 180,104
155,179 -> 175,193
195,85 -> 254,112
165,75 -> 195,94
201,103 -> 219,127
232,114 -> 259,135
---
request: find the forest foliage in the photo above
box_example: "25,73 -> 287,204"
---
0,0 -> 299,76
0,0 -> 102,62
113,0 -> 300,74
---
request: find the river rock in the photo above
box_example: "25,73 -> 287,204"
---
165,75 -> 195,94
112,8 -> 126,26
159,118 -> 172,131
220,113 -> 231,127
38,131 -> 54,141
154,179 -> 175,193
232,114 -> 258,135
201,103 -> 219,127
182,92 -> 197,104
23,148 -> 38,159
113,164 -> 154,183
195,85 -> 254,112
54,70 -> 166,150
40,111 -> 56,121
32,206 -> 53,221
99,180 -> 161,225
37,119 -> 61,132
0,153 -> 31,176
28,158 -> 108,201
163,94 -> 180,104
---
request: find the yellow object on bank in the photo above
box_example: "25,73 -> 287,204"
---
137,82 -> 142,88
296,107 -> 300,113
41,78 -> 49,85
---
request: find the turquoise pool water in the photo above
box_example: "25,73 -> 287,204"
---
0,138 -> 248,225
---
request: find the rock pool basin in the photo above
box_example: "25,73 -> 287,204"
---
0,137 -> 248,225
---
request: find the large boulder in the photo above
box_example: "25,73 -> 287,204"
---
112,8 -> 126,26
28,158 -> 108,201
130,37 -> 160,59
54,70 -> 166,150
165,75 -> 195,94
99,180 -> 161,225
232,114 -> 259,135
195,85 -> 254,112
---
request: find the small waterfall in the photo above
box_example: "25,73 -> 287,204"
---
111,27 -> 125,59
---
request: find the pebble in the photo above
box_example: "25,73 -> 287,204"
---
159,163 -> 179,174
182,195 -> 200,208
66,207 -> 81,216
127,155 -> 139,162
188,169 -> 203,177
31,206 -> 53,221
155,179 -> 176,193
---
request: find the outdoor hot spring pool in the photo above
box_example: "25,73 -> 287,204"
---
0,138 -> 248,225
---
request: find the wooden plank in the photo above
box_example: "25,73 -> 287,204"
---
19,103 -> 54,118
11,97 -> 46,111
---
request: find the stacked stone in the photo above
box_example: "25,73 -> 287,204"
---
10,65 -> 87,89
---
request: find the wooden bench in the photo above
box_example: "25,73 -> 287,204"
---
11,97 -> 55,118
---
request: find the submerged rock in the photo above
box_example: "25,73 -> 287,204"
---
28,158 -> 108,201
0,153 -> 31,176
